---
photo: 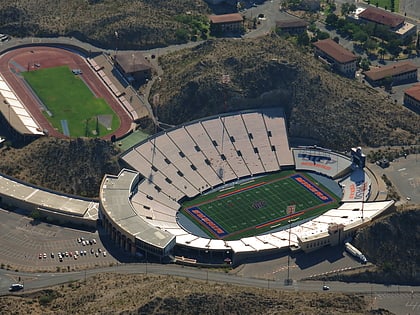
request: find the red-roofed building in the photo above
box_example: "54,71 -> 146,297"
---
313,39 -> 357,77
358,6 -> 404,29
276,19 -> 308,35
364,61 -> 417,86
355,6 -> 416,38
209,13 -> 244,34
404,84 -> 420,110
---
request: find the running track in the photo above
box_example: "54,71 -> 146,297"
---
0,46 -> 132,139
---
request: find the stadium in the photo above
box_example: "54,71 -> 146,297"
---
100,108 -> 394,265
0,42 -> 394,267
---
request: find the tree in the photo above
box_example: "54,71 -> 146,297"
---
378,48 -> 386,61
364,38 -> 378,51
297,31 -> 310,46
316,30 -> 330,40
359,58 -> 370,71
387,39 -> 402,58
325,13 -> 338,27
353,30 -> 368,43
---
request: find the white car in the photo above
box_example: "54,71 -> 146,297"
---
103,251 -> 107,257
92,238 -> 97,244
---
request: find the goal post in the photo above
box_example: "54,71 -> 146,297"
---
286,204 -> 296,215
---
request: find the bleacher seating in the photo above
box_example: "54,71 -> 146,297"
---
262,108 -> 294,166
186,122 -> 238,182
223,115 -> 265,175
167,127 -> 222,188
201,118 -> 251,178
241,112 -> 280,172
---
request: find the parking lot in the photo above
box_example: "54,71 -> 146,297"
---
0,208 -> 129,272
369,153 -> 420,205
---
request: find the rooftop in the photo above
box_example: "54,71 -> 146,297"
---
276,18 -> 308,28
364,61 -> 418,81
114,52 -> 152,74
404,83 -> 420,101
313,38 -> 357,64
209,13 -> 243,24
357,6 -> 404,28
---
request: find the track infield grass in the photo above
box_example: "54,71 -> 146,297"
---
181,170 -> 341,240
22,66 -> 120,137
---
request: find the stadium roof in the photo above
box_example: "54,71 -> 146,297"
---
209,13 -> 243,24
313,39 -> 357,64
404,83 -> 420,101
357,6 -> 404,28
0,173 -> 98,219
364,61 -> 417,81
101,169 -> 175,250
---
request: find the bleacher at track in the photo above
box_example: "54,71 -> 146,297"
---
0,74 -> 43,135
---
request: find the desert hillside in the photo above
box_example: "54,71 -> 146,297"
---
0,273 -> 393,315
352,208 -> 420,285
0,0 -> 210,49
0,137 -> 121,197
151,35 -> 419,150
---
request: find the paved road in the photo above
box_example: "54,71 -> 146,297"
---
1,263 -> 419,314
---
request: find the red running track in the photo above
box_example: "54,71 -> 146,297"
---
0,46 -> 132,140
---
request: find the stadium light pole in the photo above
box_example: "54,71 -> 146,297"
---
286,219 -> 292,285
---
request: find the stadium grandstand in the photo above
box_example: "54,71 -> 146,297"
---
99,108 -> 393,265
0,173 -> 98,227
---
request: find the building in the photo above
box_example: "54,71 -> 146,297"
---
209,13 -> 244,34
313,38 -> 358,77
403,83 -> 420,110
276,18 -> 308,35
364,61 -> 418,86
356,6 -> 416,38
114,52 -> 153,84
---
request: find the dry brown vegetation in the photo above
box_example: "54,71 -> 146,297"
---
0,273 -> 393,315
151,35 -> 419,150
0,137 -> 121,197
0,0 -> 210,49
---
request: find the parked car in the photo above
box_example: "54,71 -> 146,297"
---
323,285 -> 330,291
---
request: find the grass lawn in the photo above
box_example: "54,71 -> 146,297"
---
23,66 -> 120,137
372,0 -> 399,12
181,171 -> 340,240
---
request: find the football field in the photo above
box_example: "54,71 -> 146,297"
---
181,171 -> 340,240
22,66 -> 120,137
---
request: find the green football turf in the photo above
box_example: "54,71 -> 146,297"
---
181,171 -> 340,240
22,66 -> 120,137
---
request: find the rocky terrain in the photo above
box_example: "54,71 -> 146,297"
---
0,0 -> 210,49
352,208 -> 420,285
0,137 -> 121,198
151,35 -> 419,151
0,273 -> 393,315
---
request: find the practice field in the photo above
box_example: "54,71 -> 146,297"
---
22,66 -> 120,137
181,171 -> 340,240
